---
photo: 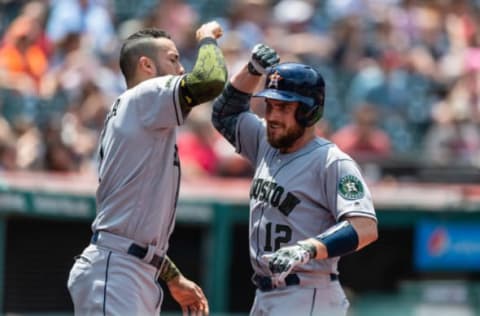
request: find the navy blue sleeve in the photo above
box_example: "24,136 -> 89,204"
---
211,83 -> 251,146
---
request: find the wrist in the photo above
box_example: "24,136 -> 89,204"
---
198,37 -> 217,47
298,241 -> 317,260
247,62 -> 262,76
166,273 -> 183,285
315,220 -> 359,258
159,256 -> 182,282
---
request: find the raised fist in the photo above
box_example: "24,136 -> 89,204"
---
248,44 -> 280,76
196,21 -> 223,41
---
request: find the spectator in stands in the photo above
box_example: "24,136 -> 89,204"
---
423,77 -> 480,167
0,14 -> 48,95
0,141 -> 17,171
266,0 -> 334,62
177,105 -> 254,178
13,118 -> 43,170
178,107 -> 220,177
46,0 -> 116,56
144,0 -> 198,53
0,0 -> 480,175
331,103 -> 392,161
214,136 -> 254,178
20,0 -> 53,59
219,0 -> 269,50
40,118 -> 80,172
44,139 -> 79,172
0,117 -> 17,171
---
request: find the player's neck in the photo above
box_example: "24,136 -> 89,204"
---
128,72 -> 158,89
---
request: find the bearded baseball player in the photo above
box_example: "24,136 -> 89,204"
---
212,45 -> 378,316
67,21 -> 227,315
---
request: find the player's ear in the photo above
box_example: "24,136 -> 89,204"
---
139,56 -> 155,76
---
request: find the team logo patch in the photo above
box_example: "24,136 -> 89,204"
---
338,175 -> 364,200
268,71 -> 282,89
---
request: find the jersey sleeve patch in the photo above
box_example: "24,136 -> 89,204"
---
338,175 -> 364,200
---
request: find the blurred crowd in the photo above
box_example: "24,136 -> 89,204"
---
1,0 -> 480,181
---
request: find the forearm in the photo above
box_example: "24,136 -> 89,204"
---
230,64 -> 264,94
211,64 -> 264,144
180,38 -> 227,109
211,82 -> 251,145
299,217 -> 378,260
159,255 -> 182,282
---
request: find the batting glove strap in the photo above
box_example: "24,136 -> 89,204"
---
298,241 -> 317,260
248,43 -> 280,76
247,61 -> 262,76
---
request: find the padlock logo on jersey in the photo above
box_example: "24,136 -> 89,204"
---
338,175 -> 364,200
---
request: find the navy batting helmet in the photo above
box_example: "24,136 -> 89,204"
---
253,62 -> 325,127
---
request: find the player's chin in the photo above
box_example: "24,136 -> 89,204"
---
267,134 -> 283,149
267,126 -> 281,139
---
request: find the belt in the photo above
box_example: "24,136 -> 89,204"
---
91,231 -> 164,269
252,273 -> 338,292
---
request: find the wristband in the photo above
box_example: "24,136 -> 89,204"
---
315,220 -> 359,258
159,256 -> 181,282
198,37 -> 217,47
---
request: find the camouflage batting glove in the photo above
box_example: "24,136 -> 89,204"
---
248,43 -> 280,76
262,243 -> 313,285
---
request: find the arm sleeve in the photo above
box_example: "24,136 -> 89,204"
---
179,37 -> 227,112
211,83 -> 264,163
133,38 -> 227,130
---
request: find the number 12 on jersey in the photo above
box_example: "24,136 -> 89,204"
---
264,222 -> 292,251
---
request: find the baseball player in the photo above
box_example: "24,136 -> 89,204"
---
67,21 -> 227,315
212,45 -> 378,316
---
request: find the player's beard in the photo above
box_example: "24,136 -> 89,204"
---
267,122 -> 305,150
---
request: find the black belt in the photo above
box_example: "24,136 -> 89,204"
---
91,231 -> 164,269
252,273 -> 338,292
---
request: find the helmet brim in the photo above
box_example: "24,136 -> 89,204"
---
253,89 -> 315,107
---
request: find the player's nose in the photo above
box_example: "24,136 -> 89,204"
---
178,63 -> 185,75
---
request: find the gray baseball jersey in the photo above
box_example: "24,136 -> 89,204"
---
92,74 -> 185,256
233,112 -> 377,277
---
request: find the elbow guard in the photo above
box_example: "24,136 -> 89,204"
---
316,220 -> 359,258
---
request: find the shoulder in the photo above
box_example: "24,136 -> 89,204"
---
304,138 -> 340,169
322,139 -> 356,168
134,75 -> 182,94
125,75 -> 184,106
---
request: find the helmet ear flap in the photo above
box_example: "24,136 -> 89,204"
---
296,84 -> 325,127
295,103 -> 323,127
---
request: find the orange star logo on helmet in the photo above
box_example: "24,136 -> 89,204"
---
268,71 -> 282,89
